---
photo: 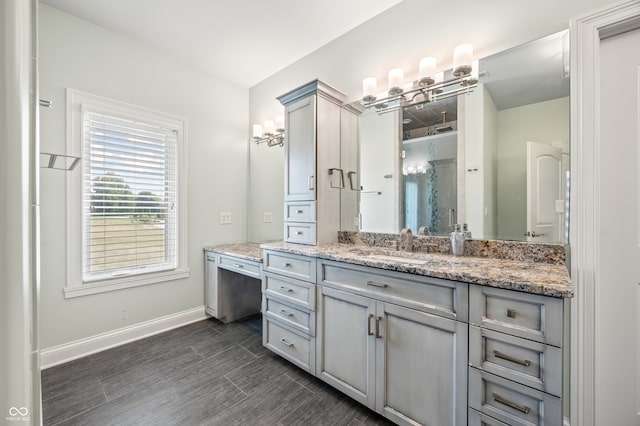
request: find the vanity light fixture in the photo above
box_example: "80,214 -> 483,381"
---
252,115 -> 284,147
361,43 -> 478,114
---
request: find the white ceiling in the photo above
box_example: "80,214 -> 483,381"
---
40,0 -> 403,88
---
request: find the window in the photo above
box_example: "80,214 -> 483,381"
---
66,90 -> 189,298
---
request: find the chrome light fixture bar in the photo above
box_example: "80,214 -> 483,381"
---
252,116 -> 284,147
362,43 -> 479,115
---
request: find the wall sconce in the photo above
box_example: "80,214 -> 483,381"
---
361,43 -> 478,114
253,115 -> 284,147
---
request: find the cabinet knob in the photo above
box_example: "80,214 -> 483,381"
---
296,209 -> 304,214
279,338 -> 294,347
280,309 -> 294,317
279,286 -> 293,293
283,262 -> 291,267
232,263 -> 243,268
506,308 -> 517,318
295,231 -> 303,236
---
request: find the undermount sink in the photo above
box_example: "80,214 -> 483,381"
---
368,254 -> 428,265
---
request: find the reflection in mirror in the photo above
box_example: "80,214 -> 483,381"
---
355,29 -> 570,244
402,97 -> 458,236
358,109 -> 400,233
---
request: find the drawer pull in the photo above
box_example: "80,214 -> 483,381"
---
280,309 -> 294,317
493,350 -> 531,367
367,314 -> 374,336
492,393 -> 530,414
295,231 -> 303,236
296,209 -> 304,214
279,286 -> 293,293
506,308 -> 517,318
375,316 -> 383,338
366,280 -> 388,289
283,262 -> 292,267
232,263 -> 244,268
279,338 -> 294,347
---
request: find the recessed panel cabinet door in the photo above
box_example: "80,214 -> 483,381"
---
376,302 -> 468,426
316,286 -> 376,409
285,95 -> 316,201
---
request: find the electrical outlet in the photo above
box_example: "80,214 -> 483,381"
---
220,212 -> 232,224
263,212 -> 273,223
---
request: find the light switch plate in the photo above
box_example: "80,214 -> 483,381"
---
220,212 -> 232,224
263,212 -> 273,223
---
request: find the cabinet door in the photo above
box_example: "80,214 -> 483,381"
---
284,94 -> 316,201
204,252 -> 218,317
376,302 -> 468,426
316,286 -> 376,409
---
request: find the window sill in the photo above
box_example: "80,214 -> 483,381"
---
64,268 -> 191,299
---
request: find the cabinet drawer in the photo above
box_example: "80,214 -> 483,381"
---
264,250 -> 316,282
284,222 -> 316,245
468,409 -> 509,426
263,317 -> 314,373
263,272 -> 316,310
469,369 -> 562,426
469,326 -> 562,396
285,201 -> 316,222
218,255 -> 261,279
264,296 -> 315,336
319,260 -> 467,321
469,286 -> 563,347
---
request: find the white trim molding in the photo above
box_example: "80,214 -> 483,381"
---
570,2 -> 640,425
40,306 -> 207,369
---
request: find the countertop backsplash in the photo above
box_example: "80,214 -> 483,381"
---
338,231 -> 566,265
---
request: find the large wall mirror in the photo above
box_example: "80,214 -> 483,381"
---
355,29 -> 570,244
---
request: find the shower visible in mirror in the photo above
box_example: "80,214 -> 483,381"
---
402,96 -> 458,236
354,29 -> 570,244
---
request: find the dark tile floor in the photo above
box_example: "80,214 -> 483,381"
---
41,315 -> 394,426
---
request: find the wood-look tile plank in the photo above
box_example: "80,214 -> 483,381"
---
203,373 -> 315,426
41,379 -> 106,426
223,351 -> 292,395
53,386 -> 179,426
99,345 -> 201,401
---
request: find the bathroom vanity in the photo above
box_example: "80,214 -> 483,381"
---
259,239 -> 571,426
203,243 -> 263,324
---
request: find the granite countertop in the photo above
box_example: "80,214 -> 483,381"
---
261,242 -> 573,298
204,242 -> 263,263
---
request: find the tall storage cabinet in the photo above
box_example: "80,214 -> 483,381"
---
278,80 -> 359,245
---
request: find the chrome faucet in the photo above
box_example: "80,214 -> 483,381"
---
398,228 -> 413,252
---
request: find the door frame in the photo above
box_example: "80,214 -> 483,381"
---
570,2 -> 640,425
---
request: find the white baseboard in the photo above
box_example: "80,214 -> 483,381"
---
40,306 -> 207,369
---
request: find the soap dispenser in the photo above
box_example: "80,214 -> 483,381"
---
450,224 -> 465,256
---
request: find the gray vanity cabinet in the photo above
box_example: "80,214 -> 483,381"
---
316,259 -> 469,426
468,286 -> 564,425
278,80 -> 360,245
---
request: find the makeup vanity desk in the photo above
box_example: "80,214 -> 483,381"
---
203,242 -> 263,323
